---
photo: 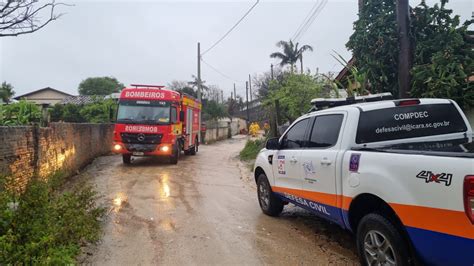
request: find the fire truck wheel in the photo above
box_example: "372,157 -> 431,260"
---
170,144 -> 179,164
122,154 -> 131,164
190,137 -> 198,155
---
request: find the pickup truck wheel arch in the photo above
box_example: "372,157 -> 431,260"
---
254,167 -> 265,184
348,193 -> 419,265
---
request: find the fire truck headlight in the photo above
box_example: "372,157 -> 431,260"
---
160,145 -> 170,152
114,144 -> 122,151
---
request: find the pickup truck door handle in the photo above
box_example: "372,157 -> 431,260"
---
321,158 -> 332,166
289,157 -> 298,164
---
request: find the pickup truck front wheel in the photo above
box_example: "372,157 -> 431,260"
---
257,174 -> 283,216
357,213 -> 410,266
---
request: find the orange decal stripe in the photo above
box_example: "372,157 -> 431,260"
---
272,186 -> 338,208
390,203 -> 474,240
271,186 -> 473,239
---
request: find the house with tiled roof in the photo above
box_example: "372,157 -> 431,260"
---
14,87 -> 73,105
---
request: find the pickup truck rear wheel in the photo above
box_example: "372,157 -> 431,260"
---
357,213 -> 410,266
257,174 -> 283,216
122,154 -> 131,164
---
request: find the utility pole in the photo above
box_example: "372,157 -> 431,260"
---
233,83 -> 236,100
221,90 -> 224,103
248,74 -> 252,102
231,92 -> 233,100
396,0 -> 412,98
246,81 -> 250,124
197,42 -> 202,143
271,64 -> 274,80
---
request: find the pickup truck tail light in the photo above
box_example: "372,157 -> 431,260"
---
394,99 -> 420,106
464,175 -> 474,224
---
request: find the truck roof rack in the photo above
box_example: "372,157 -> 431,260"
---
130,84 -> 165,89
309,92 -> 393,112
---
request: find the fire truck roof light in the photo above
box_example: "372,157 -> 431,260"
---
130,84 -> 165,89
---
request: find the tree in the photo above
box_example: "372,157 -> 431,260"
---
78,77 -> 124,96
167,80 -> 198,98
270,40 -> 313,73
188,75 -> 209,97
266,73 -> 323,122
79,99 -> 116,123
253,68 -> 284,99
346,0 -> 399,96
410,0 -> 474,109
346,0 -> 473,108
62,104 -> 85,122
0,0 -> 67,37
202,100 -> 227,121
0,82 -> 15,103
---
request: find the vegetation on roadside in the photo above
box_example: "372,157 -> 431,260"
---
347,0 -> 473,109
0,82 -> 15,104
239,139 -> 266,161
78,76 -> 124,96
50,99 -> 117,123
0,173 -> 105,264
0,100 -> 41,126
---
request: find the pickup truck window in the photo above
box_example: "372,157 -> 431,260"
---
356,103 -> 468,144
308,114 -> 343,148
281,118 -> 310,149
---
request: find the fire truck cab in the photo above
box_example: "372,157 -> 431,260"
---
113,84 -> 201,164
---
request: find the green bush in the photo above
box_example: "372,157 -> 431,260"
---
0,174 -> 105,264
79,99 -> 116,123
61,104 -> 85,123
240,139 -> 266,161
0,100 -> 41,126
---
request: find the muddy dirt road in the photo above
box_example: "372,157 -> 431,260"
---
79,136 -> 358,265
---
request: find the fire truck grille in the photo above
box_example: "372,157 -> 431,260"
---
124,144 -> 158,152
120,133 -> 163,144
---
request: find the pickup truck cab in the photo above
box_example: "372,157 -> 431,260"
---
254,96 -> 474,265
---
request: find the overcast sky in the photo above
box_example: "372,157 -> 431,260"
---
0,0 -> 472,98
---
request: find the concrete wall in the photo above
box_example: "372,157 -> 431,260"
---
0,123 -> 114,191
203,118 -> 246,143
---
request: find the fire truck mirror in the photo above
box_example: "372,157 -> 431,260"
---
171,107 -> 178,124
179,110 -> 185,122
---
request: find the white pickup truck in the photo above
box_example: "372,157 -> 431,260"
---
254,97 -> 474,265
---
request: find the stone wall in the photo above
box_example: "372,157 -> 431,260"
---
203,119 -> 244,143
0,123 -> 114,191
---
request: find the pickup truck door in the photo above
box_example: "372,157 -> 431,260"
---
271,118 -> 311,191
299,114 -> 345,223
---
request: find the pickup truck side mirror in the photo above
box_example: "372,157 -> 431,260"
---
179,110 -> 185,122
266,137 -> 280,150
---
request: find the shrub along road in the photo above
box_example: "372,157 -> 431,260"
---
78,136 -> 357,265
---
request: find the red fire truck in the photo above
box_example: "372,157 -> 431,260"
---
112,84 -> 201,164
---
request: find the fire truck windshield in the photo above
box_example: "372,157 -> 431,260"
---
116,100 -> 170,125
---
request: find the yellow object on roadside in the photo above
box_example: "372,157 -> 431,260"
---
249,122 -> 260,137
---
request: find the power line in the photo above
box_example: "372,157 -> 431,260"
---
296,0 -> 327,42
201,58 -> 244,83
201,0 -> 260,56
293,0 -> 327,42
292,0 -> 327,42
291,0 -> 320,41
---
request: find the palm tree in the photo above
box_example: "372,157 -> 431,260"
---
0,82 -> 15,103
188,75 -> 209,99
270,40 -> 313,74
